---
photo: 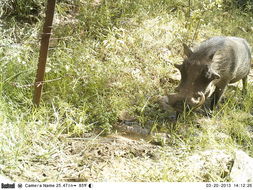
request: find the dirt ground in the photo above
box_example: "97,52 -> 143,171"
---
7,123 -> 234,182
10,130 -> 165,182
6,70 -> 253,182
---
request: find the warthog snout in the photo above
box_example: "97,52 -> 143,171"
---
168,92 -> 205,112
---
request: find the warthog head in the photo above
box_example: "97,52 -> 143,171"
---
168,43 -> 220,112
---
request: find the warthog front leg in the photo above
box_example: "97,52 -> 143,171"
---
210,87 -> 226,110
242,76 -> 248,95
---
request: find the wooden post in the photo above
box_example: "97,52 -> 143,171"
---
33,0 -> 56,106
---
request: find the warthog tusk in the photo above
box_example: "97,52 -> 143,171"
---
198,92 -> 205,106
191,92 -> 205,107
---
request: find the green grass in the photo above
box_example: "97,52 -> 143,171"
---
0,0 -> 253,182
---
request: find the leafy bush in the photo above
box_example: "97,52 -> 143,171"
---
223,0 -> 253,11
0,0 -> 253,181
0,0 -> 45,23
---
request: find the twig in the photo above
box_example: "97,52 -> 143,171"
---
10,77 -> 63,88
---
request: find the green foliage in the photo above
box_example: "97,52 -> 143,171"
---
61,0 -> 177,39
223,0 -> 253,11
0,0 -> 44,23
0,0 -> 253,182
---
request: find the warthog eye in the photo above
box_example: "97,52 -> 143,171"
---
205,70 -> 220,81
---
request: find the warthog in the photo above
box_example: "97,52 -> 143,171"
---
167,36 -> 251,113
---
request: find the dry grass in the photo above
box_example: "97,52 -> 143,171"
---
0,0 -> 253,182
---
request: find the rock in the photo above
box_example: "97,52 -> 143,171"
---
157,95 -> 170,111
0,175 -> 12,182
184,149 -> 233,181
118,111 -> 136,122
230,150 -> 253,182
115,124 -> 150,136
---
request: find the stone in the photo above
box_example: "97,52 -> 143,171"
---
0,175 -> 12,182
230,150 -> 253,182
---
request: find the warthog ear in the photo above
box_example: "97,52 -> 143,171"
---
209,53 -> 215,60
183,43 -> 193,58
174,64 -> 183,70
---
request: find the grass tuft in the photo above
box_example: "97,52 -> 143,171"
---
0,0 -> 253,182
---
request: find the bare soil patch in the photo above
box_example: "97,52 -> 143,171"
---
9,133 -> 161,182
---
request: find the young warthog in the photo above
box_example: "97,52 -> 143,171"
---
168,36 -> 251,112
